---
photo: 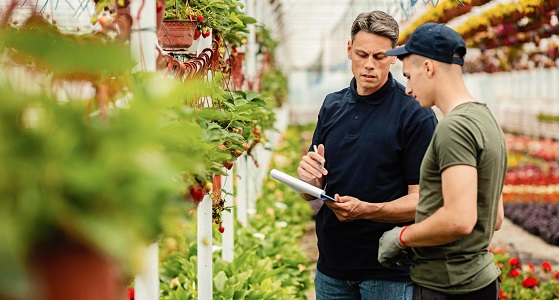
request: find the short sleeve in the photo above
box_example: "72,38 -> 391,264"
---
434,116 -> 480,172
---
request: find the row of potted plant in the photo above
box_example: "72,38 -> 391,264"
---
401,0 -> 559,59
399,0 -> 491,43
502,134 -> 559,246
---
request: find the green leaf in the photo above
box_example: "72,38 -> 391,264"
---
228,12 -> 244,26
214,271 -> 228,291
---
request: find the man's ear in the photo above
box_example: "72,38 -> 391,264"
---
424,60 -> 435,77
390,56 -> 397,64
347,40 -> 352,59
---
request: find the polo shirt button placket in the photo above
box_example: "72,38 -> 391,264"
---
354,116 -> 358,120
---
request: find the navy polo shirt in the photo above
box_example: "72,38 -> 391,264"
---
311,73 -> 437,281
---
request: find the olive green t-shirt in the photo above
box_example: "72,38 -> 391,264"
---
411,102 -> 507,294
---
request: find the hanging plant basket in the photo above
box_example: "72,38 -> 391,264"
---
157,20 -> 197,51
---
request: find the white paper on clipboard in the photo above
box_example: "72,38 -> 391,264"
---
270,169 -> 336,201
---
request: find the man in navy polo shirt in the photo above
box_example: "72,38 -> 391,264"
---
297,11 -> 437,300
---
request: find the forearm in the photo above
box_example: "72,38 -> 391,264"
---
401,207 -> 472,247
364,192 -> 418,223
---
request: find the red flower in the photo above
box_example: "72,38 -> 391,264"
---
127,287 -> 134,300
508,257 -> 520,267
541,261 -> 552,272
555,271 -> 559,279
499,289 -> 507,299
509,269 -> 520,277
521,276 -> 539,288
527,263 -> 535,271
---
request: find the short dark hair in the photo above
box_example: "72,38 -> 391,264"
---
350,11 -> 399,48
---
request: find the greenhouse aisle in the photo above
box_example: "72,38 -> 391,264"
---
492,219 -> 559,265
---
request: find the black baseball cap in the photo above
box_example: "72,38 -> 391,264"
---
385,22 -> 466,65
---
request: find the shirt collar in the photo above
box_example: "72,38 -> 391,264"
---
348,72 -> 395,105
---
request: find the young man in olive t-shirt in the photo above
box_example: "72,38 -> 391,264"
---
378,23 -> 507,299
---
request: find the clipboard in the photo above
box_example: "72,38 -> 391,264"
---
270,169 -> 336,201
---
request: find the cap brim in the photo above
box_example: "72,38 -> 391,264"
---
385,46 -> 409,58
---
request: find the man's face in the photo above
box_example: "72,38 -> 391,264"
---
347,31 -> 396,96
401,55 -> 432,108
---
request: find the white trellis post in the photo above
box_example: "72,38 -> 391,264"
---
221,169 -> 234,262
195,31 -> 215,299
197,193 -> 213,299
129,0 -> 159,299
236,154 -> 248,226
247,153 -> 257,216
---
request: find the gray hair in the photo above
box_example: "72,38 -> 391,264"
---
351,11 -> 399,48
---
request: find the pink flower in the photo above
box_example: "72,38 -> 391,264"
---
521,276 -> 539,288
541,261 -> 552,272
509,269 -> 520,277
508,257 -> 520,267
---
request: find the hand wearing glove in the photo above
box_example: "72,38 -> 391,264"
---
378,226 -> 409,268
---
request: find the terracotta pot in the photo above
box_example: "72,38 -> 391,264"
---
158,20 -> 197,51
26,239 -> 126,300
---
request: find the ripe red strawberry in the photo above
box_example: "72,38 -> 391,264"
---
156,1 -> 164,13
233,149 -> 243,157
189,186 -> 205,202
194,29 -> 202,40
197,14 -> 204,23
202,27 -> 210,38
218,226 -> 225,233
252,129 -> 260,136
222,161 -> 234,170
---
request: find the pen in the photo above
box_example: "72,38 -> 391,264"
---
313,145 -> 322,169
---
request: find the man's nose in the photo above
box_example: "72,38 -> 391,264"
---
364,57 -> 376,69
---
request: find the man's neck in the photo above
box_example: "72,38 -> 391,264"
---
438,96 -> 475,116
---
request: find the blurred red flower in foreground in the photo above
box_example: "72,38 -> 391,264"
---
128,287 -> 134,300
541,261 -> 552,272
499,289 -> 507,299
521,276 -> 539,288
509,269 -> 520,277
508,257 -> 520,267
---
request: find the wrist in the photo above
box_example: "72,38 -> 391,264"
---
399,226 -> 409,248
